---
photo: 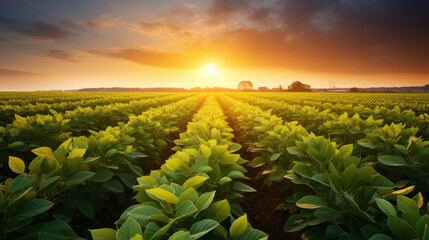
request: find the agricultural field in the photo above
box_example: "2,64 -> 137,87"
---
1,92 -> 429,240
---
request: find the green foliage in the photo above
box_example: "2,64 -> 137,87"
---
91,95 -> 267,240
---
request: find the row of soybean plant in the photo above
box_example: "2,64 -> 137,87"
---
0,92 -> 171,125
228,93 -> 429,144
219,93 -> 429,240
0,93 -> 196,170
226,93 -> 429,192
0,94 -> 205,239
90,94 -> 268,240
247,92 -> 429,114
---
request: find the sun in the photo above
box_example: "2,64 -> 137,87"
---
203,63 -> 217,74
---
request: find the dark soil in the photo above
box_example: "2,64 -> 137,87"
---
216,95 -> 301,240
237,149 -> 302,240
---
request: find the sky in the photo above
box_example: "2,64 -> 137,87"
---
0,0 -> 428,91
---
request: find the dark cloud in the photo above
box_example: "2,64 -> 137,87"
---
0,68 -> 45,76
0,17 -> 75,40
38,49 -> 79,62
200,0 -> 429,74
88,48 -> 201,69
12,21 -> 74,40
83,21 -> 104,31
0,38 -> 17,43
82,0 -> 429,75
206,0 -> 251,24
0,17 -> 16,25
138,4 -> 197,35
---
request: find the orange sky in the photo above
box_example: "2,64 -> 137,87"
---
0,0 -> 428,91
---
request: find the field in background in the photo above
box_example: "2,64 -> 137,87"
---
1,92 -> 428,240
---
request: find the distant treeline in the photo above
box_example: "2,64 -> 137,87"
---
63,84 -> 429,92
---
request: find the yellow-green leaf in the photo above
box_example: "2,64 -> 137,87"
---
183,176 -> 208,189
230,214 -> 248,237
90,228 -> 117,240
9,156 -> 25,174
146,188 -> 179,205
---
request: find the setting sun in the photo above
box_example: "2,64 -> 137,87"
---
203,63 -> 217,74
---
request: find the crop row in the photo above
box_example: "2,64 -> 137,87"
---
0,94 -> 206,239
228,93 -> 429,142
0,94 -> 198,169
0,92 -> 157,105
243,92 -> 429,113
218,93 -> 429,239
89,94 -> 267,240
0,93 -> 173,125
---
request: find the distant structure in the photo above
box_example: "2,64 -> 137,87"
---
288,81 -> 312,92
258,87 -> 268,91
237,81 -> 253,91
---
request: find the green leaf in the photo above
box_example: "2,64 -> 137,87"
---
175,200 -> 198,219
90,228 -> 117,240
423,225 -> 429,240
32,147 -> 55,158
378,155 -> 407,166
13,199 -> 54,221
371,175 -> 396,189
68,148 -> 86,159
129,164 -> 144,176
227,171 -> 247,179
10,175 -> 35,192
230,214 -> 248,237
196,191 -> 215,212
190,219 -> 219,239
231,228 -> 268,240
65,171 -> 95,185
233,181 -> 256,192
105,148 -> 118,157
360,225 -> 380,239
40,176 -> 61,190
358,142 -> 377,149
296,195 -> 327,209
102,180 -> 125,193
147,188 -> 180,205
292,164 -> 312,178
207,199 -> 230,223
179,188 -> 198,202
151,220 -> 175,240
182,176 -> 208,189
270,153 -> 281,161
36,220 -> 78,240
387,215 -> 416,240
92,169 -> 114,183
128,206 -> 163,226
130,234 -> 143,240
375,198 -> 396,216
8,141 -> 24,149
144,222 -> 160,240
117,217 -> 142,240
368,234 -> 394,240
168,231 -> 191,240
75,200 -> 95,219
397,196 -> 419,213
284,214 -> 324,232
9,156 -> 25,174
198,166 -> 213,173
219,177 -> 232,185
200,144 -> 211,159
415,215 -> 429,239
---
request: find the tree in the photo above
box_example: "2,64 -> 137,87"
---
349,87 -> 359,92
288,81 -> 311,92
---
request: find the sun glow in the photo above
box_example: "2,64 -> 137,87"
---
202,63 -> 217,74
